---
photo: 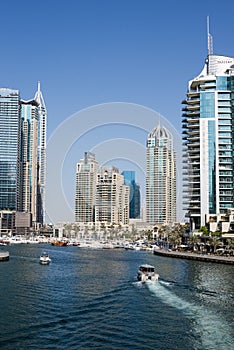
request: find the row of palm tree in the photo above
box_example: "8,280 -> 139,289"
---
150,223 -> 234,256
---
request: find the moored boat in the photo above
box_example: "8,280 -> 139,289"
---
0,251 -> 9,261
51,241 -> 68,246
137,264 -> 159,282
39,252 -> 51,265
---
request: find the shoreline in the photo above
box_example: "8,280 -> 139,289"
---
153,249 -> 234,265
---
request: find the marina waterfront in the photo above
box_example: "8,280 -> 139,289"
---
0,244 -> 233,350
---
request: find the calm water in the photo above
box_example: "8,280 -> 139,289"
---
0,244 -> 233,350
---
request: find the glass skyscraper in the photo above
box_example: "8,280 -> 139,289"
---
0,84 -> 47,230
0,89 -> 21,210
182,54 -> 234,230
20,99 -> 39,224
146,124 -> 176,225
34,82 -> 47,225
122,171 -> 140,219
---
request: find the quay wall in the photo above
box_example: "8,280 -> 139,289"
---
154,249 -> 234,265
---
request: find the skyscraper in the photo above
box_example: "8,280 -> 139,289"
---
182,53 -> 234,230
146,124 -> 176,225
34,82 -> 47,225
95,167 -> 129,224
122,171 -> 141,219
0,84 -> 47,231
20,99 -> 39,224
75,152 -> 100,222
0,88 -> 21,211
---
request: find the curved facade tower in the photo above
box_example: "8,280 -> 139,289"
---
34,82 -> 47,225
146,124 -> 177,225
182,54 -> 234,230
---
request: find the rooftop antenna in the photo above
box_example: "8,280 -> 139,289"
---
207,16 -> 213,55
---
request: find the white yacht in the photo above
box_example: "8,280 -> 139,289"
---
39,252 -> 51,265
137,264 -> 159,282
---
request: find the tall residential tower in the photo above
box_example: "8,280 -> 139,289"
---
34,82 -> 47,225
146,124 -> 176,225
95,167 -> 129,225
0,89 -> 21,211
0,84 -> 47,232
182,54 -> 234,229
75,152 -> 100,222
20,99 -> 39,224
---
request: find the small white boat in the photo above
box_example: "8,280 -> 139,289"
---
137,264 -> 159,282
39,252 -> 51,265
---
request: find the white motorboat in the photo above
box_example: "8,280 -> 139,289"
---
137,264 -> 159,282
39,252 -> 51,265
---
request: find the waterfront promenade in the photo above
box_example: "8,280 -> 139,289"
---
154,249 -> 234,265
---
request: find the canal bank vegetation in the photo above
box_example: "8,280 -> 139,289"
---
147,223 -> 234,257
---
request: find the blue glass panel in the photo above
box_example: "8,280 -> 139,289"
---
217,76 -> 228,90
208,120 -> 216,213
200,92 -> 215,118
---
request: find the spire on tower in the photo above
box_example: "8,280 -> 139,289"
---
207,16 -> 213,55
37,80 -> 41,93
34,81 -> 46,111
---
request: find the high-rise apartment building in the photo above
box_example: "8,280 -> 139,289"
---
20,99 -> 39,224
75,152 -> 100,222
0,84 -> 47,230
95,167 -> 129,224
0,89 -> 21,211
75,153 -> 130,225
122,171 -> 140,219
34,82 -> 47,225
182,54 -> 234,229
146,124 -> 176,225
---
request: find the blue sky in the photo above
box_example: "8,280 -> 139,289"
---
1,0 -> 234,223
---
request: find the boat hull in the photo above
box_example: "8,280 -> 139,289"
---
137,264 -> 159,282
51,241 -> 68,246
40,259 -> 51,265
137,272 -> 159,282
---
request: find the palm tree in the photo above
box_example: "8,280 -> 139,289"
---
188,234 -> 200,252
209,236 -> 223,254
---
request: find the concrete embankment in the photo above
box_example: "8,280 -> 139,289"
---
0,251 -> 9,261
154,249 -> 234,265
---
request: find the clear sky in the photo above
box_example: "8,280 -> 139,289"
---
1,0 -> 234,223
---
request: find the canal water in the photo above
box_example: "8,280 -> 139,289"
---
0,244 -> 233,349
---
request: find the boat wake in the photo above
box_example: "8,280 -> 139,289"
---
157,279 -> 174,287
146,281 -> 233,349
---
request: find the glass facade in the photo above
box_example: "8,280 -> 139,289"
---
182,54 -> 234,229
0,85 -> 47,229
0,89 -> 21,210
20,100 -> 39,224
34,82 -> 47,225
122,171 -> 141,219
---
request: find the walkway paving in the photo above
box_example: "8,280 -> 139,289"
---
153,249 -> 234,265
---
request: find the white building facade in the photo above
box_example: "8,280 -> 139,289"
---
182,54 -> 234,230
34,81 -> 47,225
95,167 -> 129,225
75,152 -> 101,222
146,124 -> 176,225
